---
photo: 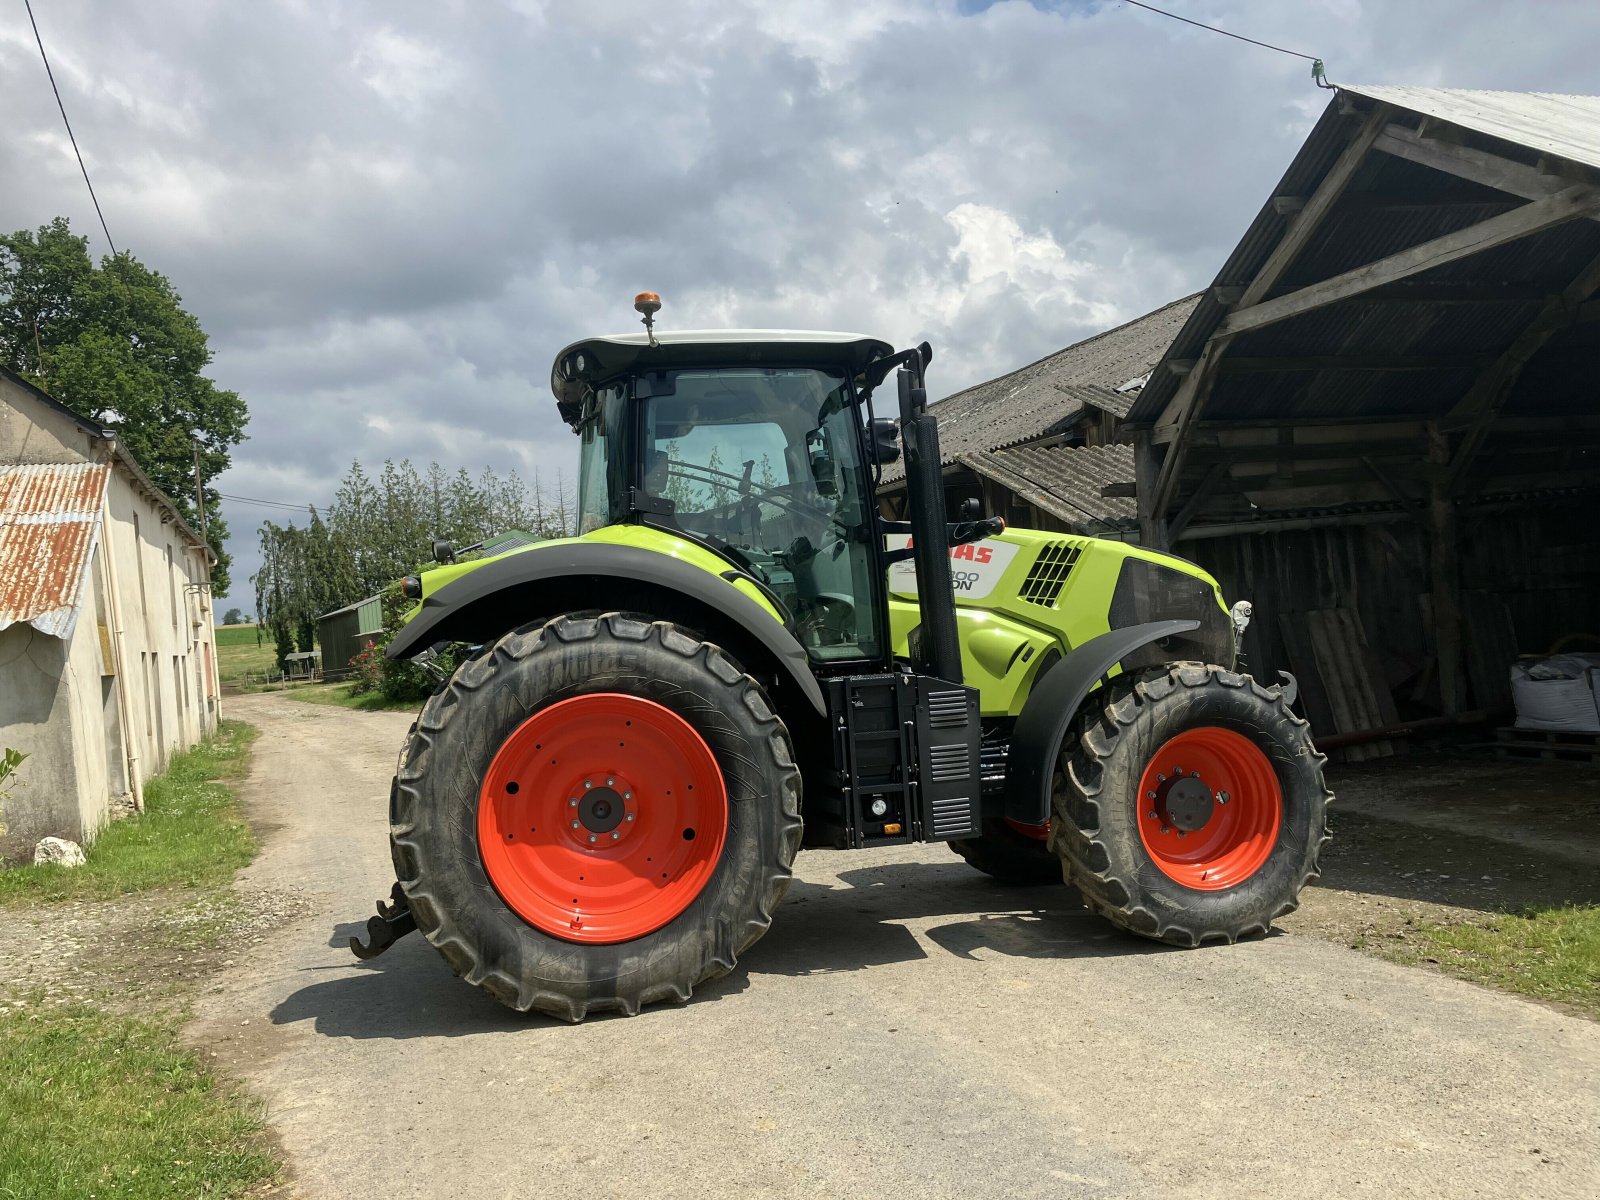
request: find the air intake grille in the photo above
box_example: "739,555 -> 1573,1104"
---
1019,542 -> 1080,607
928,744 -> 970,783
927,689 -> 968,728
931,796 -> 976,837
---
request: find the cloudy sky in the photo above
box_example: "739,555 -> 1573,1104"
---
3,0 -> 1598,607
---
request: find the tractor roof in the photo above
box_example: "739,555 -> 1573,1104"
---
550,329 -> 894,417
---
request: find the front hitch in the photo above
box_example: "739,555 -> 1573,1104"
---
349,882 -> 417,960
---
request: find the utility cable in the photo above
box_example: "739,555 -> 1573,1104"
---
24,0 -> 118,255
217,492 -> 324,512
1118,0 -> 1330,85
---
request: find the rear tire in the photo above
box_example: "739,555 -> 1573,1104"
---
948,821 -> 1063,886
390,612 -> 802,1020
1050,663 -> 1330,947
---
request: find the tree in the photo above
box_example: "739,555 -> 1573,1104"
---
0,218 -> 247,591
222,607 -> 243,625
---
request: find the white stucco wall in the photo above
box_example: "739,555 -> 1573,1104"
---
1,377 -> 220,862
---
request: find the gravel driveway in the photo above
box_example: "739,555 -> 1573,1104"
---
190,693 -> 1600,1199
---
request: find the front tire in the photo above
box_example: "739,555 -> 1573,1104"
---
1050,664 -> 1330,947
390,613 -> 802,1020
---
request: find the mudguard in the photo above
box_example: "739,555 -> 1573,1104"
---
1003,619 -> 1201,825
385,540 -> 827,718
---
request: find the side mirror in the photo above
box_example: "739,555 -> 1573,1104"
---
870,417 -> 900,464
431,539 -> 456,564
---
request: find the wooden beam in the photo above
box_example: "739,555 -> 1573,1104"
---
1219,184 -> 1600,339
1446,246 -> 1600,490
1425,424 -> 1464,714
1238,106 -> 1391,311
1175,509 -> 1415,541
1218,354 -> 1493,374
1148,335 -> 1230,521
1167,462 -> 1228,542
1373,123 -> 1600,213
1271,195 -> 1305,216
1357,281 -> 1549,304
1361,455 -> 1423,516
1133,431 -> 1167,549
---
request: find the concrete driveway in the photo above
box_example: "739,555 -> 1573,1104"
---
191,693 -> 1599,1199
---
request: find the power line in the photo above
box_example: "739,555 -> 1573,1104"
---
217,492 -> 323,512
1119,0 -> 1328,81
24,0 -> 118,256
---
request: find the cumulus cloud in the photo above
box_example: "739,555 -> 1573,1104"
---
2,0 -> 1598,603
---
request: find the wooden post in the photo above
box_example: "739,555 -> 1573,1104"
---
1133,430 -> 1168,549
1425,423 -> 1463,713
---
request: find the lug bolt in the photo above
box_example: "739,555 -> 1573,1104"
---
587,834 -> 597,844
606,777 -> 615,787
623,791 -> 632,801
1217,791 -> 1230,805
584,780 -> 592,790
1146,790 -> 1157,799
625,813 -> 635,822
569,820 -> 580,829
611,831 -> 620,840
569,797 -> 578,807
1160,825 -> 1170,835
1177,831 -> 1187,838
1156,773 -> 1166,783
1147,810 -> 1158,820
1173,766 -> 1184,775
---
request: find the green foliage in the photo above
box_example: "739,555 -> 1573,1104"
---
254,457 -> 573,675
0,747 -> 24,836
0,723 -> 255,906
0,218 -> 246,592
1387,904 -> 1600,1018
0,1005 -> 278,1199
222,607 -> 243,625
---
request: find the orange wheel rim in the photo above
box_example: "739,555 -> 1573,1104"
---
1135,726 -> 1281,890
477,693 -> 728,943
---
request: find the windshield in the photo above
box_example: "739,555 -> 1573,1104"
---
642,367 -> 882,663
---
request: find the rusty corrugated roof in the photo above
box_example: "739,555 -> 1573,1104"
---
960,443 -> 1138,535
0,462 -> 110,639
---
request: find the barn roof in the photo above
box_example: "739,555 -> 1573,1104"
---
959,443 -> 1137,535
881,294 -> 1199,484
0,462 -> 110,639
1126,84 -> 1600,537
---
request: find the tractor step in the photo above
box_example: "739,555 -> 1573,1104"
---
823,673 -> 982,848
348,882 -> 417,960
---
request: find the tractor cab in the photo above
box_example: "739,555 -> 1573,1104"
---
553,328 -> 900,665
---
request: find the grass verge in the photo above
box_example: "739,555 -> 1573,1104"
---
0,1006 -> 276,1200
0,720 -> 281,1197
0,722 -> 256,906
1383,904 -> 1600,1019
278,681 -> 420,713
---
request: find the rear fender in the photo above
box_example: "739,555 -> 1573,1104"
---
386,541 -> 826,720
1003,619 -> 1200,825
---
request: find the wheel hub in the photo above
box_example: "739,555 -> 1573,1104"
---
476,693 -> 728,944
1158,773 -> 1213,832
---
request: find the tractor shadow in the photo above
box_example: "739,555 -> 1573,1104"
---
706,856 -> 1170,996
271,859 -> 1178,1040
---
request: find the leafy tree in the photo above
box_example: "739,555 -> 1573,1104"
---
222,607 -> 243,625
0,218 -> 246,590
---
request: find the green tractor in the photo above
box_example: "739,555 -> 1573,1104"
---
350,296 -> 1331,1021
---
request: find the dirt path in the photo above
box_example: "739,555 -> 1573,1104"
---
190,694 -> 1600,1199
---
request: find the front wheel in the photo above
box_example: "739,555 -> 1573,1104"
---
1051,664 -> 1330,947
390,613 -> 802,1020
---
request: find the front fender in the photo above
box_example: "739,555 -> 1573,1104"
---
385,540 -> 826,718
1003,619 -> 1200,825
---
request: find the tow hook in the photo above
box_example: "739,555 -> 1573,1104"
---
349,882 -> 417,960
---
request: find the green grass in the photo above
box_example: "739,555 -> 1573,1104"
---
0,722 -> 256,906
213,624 -> 277,684
0,1005 -> 277,1200
1389,905 -> 1600,1018
279,681 -> 420,713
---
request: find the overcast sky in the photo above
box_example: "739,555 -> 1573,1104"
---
3,0 -> 1598,608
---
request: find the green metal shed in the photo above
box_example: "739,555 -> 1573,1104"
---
317,593 -> 385,678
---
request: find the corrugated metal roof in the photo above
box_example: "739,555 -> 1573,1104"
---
1344,86 -> 1600,174
960,443 -> 1137,534
882,295 -> 1199,484
0,462 -> 109,639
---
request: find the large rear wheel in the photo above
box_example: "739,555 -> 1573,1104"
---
390,613 -> 802,1020
1050,663 -> 1330,946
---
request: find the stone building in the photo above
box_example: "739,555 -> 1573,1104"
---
0,366 -> 219,862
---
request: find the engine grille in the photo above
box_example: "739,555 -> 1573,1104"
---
1019,541 -> 1081,607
